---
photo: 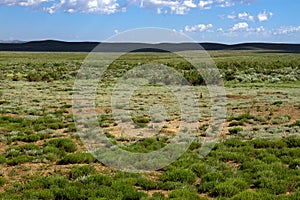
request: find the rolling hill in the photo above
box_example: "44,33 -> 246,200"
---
0,40 -> 300,53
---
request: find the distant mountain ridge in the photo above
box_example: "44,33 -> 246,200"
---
0,40 -> 300,53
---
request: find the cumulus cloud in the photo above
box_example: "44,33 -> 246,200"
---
0,0 -> 50,6
257,10 -> 273,22
140,0 -> 196,15
226,10 -> 272,22
0,0 -> 258,14
273,26 -> 300,35
198,0 -> 213,9
227,22 -> 266,35
217,0 -> 234,8
184,23 -> 213,32
227,12 -> 254,21
237,12 -> 254,21
46,0 -> 120,14
230,22 -> 249,31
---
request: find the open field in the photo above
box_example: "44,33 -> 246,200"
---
0,50 -> 300,199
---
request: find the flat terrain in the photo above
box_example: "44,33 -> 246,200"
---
0,50 -> 299,199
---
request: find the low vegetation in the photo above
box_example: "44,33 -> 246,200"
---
0,50 -> 299,199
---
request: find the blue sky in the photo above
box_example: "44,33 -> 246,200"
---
1,0 -> 300,43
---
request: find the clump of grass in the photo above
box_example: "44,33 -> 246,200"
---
160,169 -> 197,184
58,152 -> 96,164
132,117 -> 151,127
228,127 -> 243,135
69,165 -> 96,180
272,101 -> 283,106
44,138 -> 77,153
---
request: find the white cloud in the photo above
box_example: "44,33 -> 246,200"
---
198,0 -> 213,9
0,0 -> 49,6
257,10 -> 273,22
237,12 -> 254,21
273,26 -> 300,35
183,0 -> 197,8
184,23 -> 213,32
0,0 -> 258,14
230,22 -> 249,31
227,13 -> 235,19
218,0 -> 234,8
140,0 -> 193,15
46,0 -> 119,14
226,10 -> 271,22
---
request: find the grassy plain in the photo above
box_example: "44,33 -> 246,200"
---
0,50 -> 299,199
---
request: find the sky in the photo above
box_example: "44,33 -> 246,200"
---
1,0 -> 300,43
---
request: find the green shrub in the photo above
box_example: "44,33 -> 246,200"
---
136,178 -> 158,190
7,155 -> 34,166
44,138 -> 77,153
285,138 -> 300,148
191,163 -> 209,177
254,177 -> 288,195
160,169 -> 196,184
58,152 -> 96,164
69,165 -> 96,180
224,138 -> 247,147
211,183 -> 240,197
169,188 -> 202,199
123,138 -> 166,153
228,127 -> 243,135
229,120 -> 245,126
289,158 -> 300,169
157,181 -> 185,190
83,174 -> 112,187
188,141 -> 202,151
198,172 -> 225,193
251,138 -> 273,148
231,190 -> 261,200
0,177 -> 6,186
93,185 -> 119,199
272,101 -> 283,106
261,154 -> 281,164
224,178 -> 249,190
132,117 -> 150,127
289,120 -> 300,127
149,192 -> 167,200
0,155 -> 6,164
23,189 -> 55,200
43,146 -> 65,157
22,134 -> 40,142
112,180 -> 147,200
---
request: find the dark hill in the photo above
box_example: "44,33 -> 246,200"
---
0,40 -> 299,53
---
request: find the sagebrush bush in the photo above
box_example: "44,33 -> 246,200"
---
22,134 -> 40,142
69,165 -> 96,180
23,189 -> 55,200
198,172 -> 225,193
83,174 -> 112,187
169,188 -> 203,200
211,182 -> 240,197
289,158 -> 300,169
0,155 -> 6,164
44,138 -> 77,153
112,180 -> 147,200
0,177 -> 6,186
135,178 -> 158,190
160,169 -> 196,184
191,162 -> 209,177
231,190 -> 261,200
7,155 -> 34,166
58,152 -> 96,164
43,146 -> 65,157
228,127 -> 243,135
